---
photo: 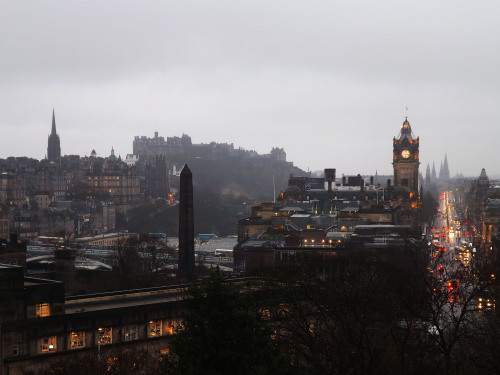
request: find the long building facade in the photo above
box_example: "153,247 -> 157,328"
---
0,264 -> 183,375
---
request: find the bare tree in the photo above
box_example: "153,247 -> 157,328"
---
21,344 -> 163,375
137,235 -> 176,285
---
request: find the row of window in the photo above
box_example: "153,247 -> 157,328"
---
88,176 -> 121,181
36,320 -> 183,354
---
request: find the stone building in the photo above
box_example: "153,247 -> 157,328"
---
482,186 -> 500,245
392,117 -> 421,228
0,264 -> 183,375
0,173 -> 26,207
84,150 -> 140,216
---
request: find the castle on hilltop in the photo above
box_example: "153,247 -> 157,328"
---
132,132 -> 286,167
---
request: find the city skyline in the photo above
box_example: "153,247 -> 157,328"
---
1,1 -> 500,177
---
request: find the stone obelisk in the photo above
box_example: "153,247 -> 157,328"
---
178,164 -> 195,280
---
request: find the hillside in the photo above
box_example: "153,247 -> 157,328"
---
121,149 -> 307,236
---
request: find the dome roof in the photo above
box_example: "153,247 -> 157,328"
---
107,147 -> 118,161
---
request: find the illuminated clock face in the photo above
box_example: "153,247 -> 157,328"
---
401,150 -> 410,159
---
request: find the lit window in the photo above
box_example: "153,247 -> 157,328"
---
70,332 -> 85,349
107,357 -> 118,372
35,303 -> 50,317
164,323 -> 173,335
165,320 -> 183,335
97,327 -> 112,345
148,321 -> 162,337
124,326 -> 138,341
261,309 -> 271,320
41,336 -> 57,353
279,303 -> 290,317
309,324 -> 315,337
271,329 -> 278,340
172,320 -> 184,334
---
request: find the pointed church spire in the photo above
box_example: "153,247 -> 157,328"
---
47,108 -> 61,161
51,108 -> 57,135
442,153 -> 450,180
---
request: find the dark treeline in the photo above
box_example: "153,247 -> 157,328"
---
255,245 -> 500,375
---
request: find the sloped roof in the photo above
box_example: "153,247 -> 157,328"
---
280,206 -> 305,212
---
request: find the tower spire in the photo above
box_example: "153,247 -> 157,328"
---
442,153 -> 450,180
51,108 -> 57,135
47,108 -> 61,161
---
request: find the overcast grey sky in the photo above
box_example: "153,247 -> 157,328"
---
1,1 -> 499,177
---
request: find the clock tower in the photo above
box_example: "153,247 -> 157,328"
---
392,117 -> 420,227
